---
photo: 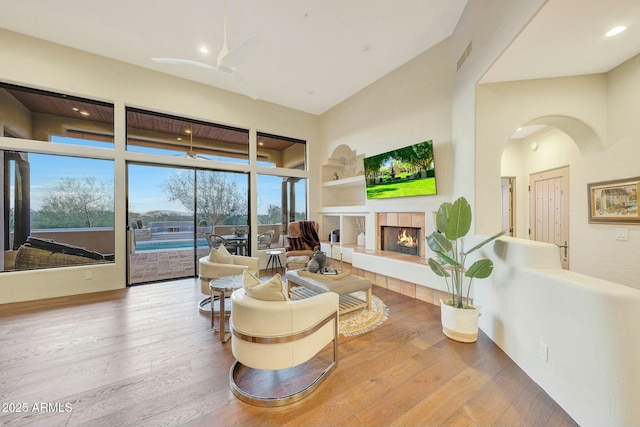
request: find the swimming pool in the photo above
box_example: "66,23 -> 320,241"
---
135,238 -> 208,251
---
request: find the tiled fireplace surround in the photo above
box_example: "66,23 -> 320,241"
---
345,212 -> 448,307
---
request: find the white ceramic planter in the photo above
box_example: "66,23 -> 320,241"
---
357,233 -> 366,246
440,299 -> 479,343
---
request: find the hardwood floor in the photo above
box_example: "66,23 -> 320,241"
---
0,278 -> 578,427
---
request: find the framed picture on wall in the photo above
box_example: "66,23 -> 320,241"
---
588,177 -> 640,224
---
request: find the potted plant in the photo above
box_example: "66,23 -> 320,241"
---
426,197 -> 506,343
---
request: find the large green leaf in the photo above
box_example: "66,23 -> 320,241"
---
433,250 -> 461,267
426,231 -> 452,253
465,229 -> 508,255
436,202 -> 452,233
428,258 -> 450,277
465,259 -> 494,279
445,197 -> 471,241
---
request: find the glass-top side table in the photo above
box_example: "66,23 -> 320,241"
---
209,274 -> 243,343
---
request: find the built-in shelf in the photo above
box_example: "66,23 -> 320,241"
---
318,206 -> 369,215
320,144 -> 368,251
322,175 -> 365,188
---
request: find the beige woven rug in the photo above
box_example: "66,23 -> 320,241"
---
338,291 -> 388,336
290,288 -> 388,336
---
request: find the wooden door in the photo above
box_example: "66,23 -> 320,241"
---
529,166 -> 570,269
501,177 -> 515,236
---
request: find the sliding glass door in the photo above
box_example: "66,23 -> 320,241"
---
127,163 -> 248,285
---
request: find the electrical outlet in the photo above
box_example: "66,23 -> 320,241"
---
616,228 -> 629,241
85,271 -> 93,280
539,341 -> 548,362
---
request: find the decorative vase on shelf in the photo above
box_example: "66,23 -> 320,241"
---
357,232 -> 365,246
311,250 -> 326,271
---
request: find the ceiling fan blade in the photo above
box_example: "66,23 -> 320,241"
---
151,57 -> 216,70
152,0 -> 260,101
216,0 -> 261,69
230,71 -> 259,100
218,35 -> 262,68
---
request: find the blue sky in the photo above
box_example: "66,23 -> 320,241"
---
18,136 -> 303,215
23,153 -> 299,215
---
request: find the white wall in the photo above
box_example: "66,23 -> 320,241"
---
319,38 -> 454,239
451,0 -> 545,208
477,62 -> 640,290
0,29 -> 320,303
501,128 -> 581,239
477,237 -> 640,427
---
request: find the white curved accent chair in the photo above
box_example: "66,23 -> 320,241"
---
229,288 -> 339,407
198,253 -> 259,312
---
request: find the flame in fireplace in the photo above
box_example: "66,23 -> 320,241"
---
397,229 -> 418,247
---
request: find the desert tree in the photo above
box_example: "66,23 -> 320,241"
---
164,170 -> 248,226
36,177 -> 114,228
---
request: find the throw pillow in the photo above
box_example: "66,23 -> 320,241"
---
209,244 -> 234,264
287,255 -> 310,264
288,237 -> 305,251
242,270 -> 289,301
242,268 -> 261,288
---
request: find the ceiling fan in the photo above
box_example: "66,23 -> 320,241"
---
152,0 -> 261,100
175,127 -> 203,159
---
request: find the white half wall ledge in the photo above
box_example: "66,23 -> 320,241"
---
351,251 -> 447,293
477,237 -> 640,427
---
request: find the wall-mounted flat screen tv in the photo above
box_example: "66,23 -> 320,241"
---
363,140 -> 436,200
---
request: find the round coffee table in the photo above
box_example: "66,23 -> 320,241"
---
209,275 -> 243,343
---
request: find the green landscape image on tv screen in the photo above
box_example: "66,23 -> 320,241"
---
363,140 -> 436,200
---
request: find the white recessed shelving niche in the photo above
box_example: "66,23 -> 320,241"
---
319,145 -> 367,262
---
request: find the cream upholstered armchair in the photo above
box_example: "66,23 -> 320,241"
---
229,286 -> 339,406
198,244 -> 259,311
284,220 -> 320,271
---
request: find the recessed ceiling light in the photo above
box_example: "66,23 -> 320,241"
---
177,137 -> 183,141
199,46 -> 209,54
605,26 -> 626,37
79,111 -> 90,116
258,142 -> 264,146
72,107 -> 79,112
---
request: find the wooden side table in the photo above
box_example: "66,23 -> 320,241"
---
209,275 -> 243,343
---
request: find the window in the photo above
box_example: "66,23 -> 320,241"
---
127,163 -> 248,284
2,151 -> 115,272
126,108 -> 250,164
257,132 -> 306,169
257,174 -> 307,235
0,82 -> 114,147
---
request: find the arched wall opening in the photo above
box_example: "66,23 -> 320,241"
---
501,118 -> 599,241
474,74 -> 640,288
474,73 -> 640,289
475,75 -> 607,236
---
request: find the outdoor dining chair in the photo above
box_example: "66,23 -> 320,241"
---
205,233 -> 240,255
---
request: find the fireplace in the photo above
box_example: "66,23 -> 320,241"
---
380,226 -> 421,256
377,212 -> 426,257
